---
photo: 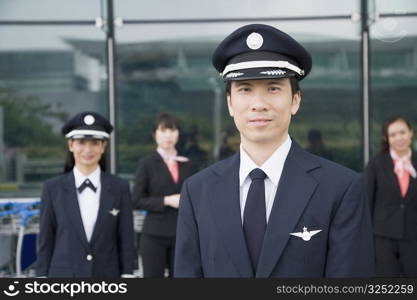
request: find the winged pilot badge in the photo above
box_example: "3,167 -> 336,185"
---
290,226 -> 322,241
109,208 -> 120,217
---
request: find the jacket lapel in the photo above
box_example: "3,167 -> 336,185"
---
153,151 -> 178,186
209,153 -> 254,277
61,172 -> 90,252
381,152 -> 402,198
256,142 -> 319,277
178,160 -> 189,185
90,172 -> 115,244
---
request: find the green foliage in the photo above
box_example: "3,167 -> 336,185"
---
25,145 -> 66,160
0,87 -> 67,147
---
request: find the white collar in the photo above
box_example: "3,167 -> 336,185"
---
239,135 -> 292,186
73,166 -> 101,189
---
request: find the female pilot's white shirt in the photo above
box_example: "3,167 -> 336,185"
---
73,166 -> 101,242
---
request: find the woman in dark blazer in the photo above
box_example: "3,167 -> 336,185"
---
133,113 -> 190,278
36,111 -> 135,278
365,115 -> 417,277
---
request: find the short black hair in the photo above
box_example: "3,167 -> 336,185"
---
152,112 -> 179,133
225,77 -> 300,96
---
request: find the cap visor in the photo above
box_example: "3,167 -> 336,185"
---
65,129 -> 110,139
70,135 -> 107,140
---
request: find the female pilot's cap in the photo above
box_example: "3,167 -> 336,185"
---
62,111 -> 113,140
212,24 -> 312,81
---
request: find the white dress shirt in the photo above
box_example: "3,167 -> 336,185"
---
73,166 -> 101,242
239,135 -> 292,224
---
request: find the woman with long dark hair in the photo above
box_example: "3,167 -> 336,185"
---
133,112 -> 190,277
365,115 -> 417,277
36,111 -> 135,278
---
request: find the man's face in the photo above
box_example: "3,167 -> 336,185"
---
227,78 -> 301,148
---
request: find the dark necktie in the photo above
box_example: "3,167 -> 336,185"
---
243,168 -> 267,271
77,179 -> 97,193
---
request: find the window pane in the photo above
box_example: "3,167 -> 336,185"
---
116,0 -> 359,20
369,17 -> 417,156
116,19 -> 363,179
371,0 -> 417,14
115,23 -> 224,177
0,0 -> 102,21
283,21 -> 362,171
0,26 -> 107,197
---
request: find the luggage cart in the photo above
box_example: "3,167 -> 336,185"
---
15,203 -> 40,277
2,199 -> 143,277
0,199 -> 40,277
0,202 -> 15,277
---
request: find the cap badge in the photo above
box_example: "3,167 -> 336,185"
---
260,70 -> 287,76
83,115 -> 95,125
246,32 -> 263,50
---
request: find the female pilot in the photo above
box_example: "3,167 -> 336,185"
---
36,111 -> 135,278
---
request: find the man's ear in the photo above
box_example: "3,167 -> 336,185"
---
291,91 -> 301,115
227,94 -> 234,117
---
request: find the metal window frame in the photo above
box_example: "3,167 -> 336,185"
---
1,0 -> 417,173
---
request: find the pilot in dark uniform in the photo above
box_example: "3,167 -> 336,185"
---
174,24 -> 374,278
36,111 -> 135,278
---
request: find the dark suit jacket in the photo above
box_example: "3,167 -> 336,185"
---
174,141 -> 374,278
132,151 -> 190,237
36,171 -> 135,278
365,151 -> 417,240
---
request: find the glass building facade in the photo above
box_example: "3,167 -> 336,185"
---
0,0 -> 416,197
1,0 -> 417,278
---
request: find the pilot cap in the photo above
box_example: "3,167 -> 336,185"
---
62,111 -> 113,140
212,24 -> 312,81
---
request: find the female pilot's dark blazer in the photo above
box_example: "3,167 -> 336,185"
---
36,171 -> 135,278
132,151 -> 190,237
365,151 -> 417,240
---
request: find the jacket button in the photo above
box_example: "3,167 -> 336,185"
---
86,254 -> 93,261
400,204 -> 405,209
